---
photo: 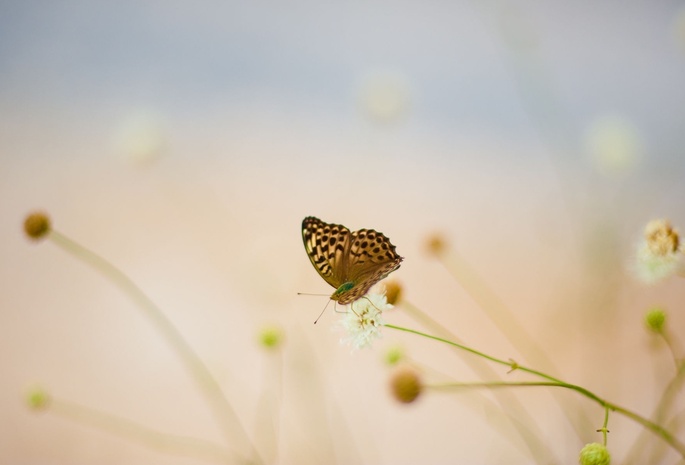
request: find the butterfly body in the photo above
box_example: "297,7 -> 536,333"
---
302,216 -> 403,305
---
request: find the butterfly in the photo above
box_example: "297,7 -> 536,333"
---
302,216 -> 403,305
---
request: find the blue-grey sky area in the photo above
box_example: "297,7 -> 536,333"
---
1,1 -> 683,152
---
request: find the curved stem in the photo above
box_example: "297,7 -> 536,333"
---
662,330 -> 684,370
399,300 -> 560,463
386,324 -> 563,383
49,230 -> 262,465
386,324 -> 685,459
437,248 -> 565,375
50,397 -> 235,463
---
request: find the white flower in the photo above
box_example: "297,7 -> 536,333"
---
338,292 -> 392,349
358,70 -> 411,123
114,110 -> 167,165
584,114 -> 642,175
634,219 -> 684,283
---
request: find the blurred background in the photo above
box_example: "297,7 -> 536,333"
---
1,1 -> 684,464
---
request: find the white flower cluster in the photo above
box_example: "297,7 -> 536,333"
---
634,219 -> 684,283
338,292 -> 392,349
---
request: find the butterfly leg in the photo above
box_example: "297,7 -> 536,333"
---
332,300 -> 349,314
360,295 -> 383,312
348,300 -> 363,318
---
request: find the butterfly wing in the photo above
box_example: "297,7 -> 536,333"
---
335,228 -> 403,305
302,216 -> 351,290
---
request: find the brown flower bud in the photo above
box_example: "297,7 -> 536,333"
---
390,367 -> 422,404
384,280 -> 403,305
24,212 -> 51,241
425,232 -> 447,257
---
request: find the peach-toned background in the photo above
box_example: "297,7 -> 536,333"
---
1,2 -> 684,464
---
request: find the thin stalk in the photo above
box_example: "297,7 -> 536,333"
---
436,249 -> 595,438
600,406 -> 610,446
400,300 -> 558,463
387,324 -> 685,459
438,249 -> 563,375
50,397 -> 235,463
387,323 -> 561,384
49,230 -> 262,465
662,330 -> 684,371
254,349 -> 284,465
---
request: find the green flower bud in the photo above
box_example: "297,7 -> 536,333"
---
258,324 -> 284,350
579,442 -> 610,465
26,386 -> 51,411
384,345 -> 404,366
645,307 -> 666,333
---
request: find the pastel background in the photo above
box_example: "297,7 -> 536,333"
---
1,2 -> 684,464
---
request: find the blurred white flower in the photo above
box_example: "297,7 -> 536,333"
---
114,111 -> 167,165
358,70 -> 411,123
584,114 -> 642,175
634,219 -> 684,283
338,292 -> 392,349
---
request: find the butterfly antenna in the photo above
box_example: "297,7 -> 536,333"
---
297,292 -> 329,297
313,299 -> 332,325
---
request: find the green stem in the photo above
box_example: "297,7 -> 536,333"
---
435,250 -> 596,438
400,300 -> 559,463
437,249 -> 562,374
429,379 -> 604,405
386,323 -> 563,384
49,230 -> 262,465
386,324 -> 685,459
600,406 -> 609,446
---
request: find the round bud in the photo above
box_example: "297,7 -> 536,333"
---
425,233 -> 447,257
258,324 -> 284,350
390,367 -> 422,404
24,212 -> 51,240
384,345 -> 405,366
579,443 -> 611,465
645,307 -> 666,333
384,280 -> 403,306
26,387 -> 51,411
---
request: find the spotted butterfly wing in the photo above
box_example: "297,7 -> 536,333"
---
302,216 -> 403,305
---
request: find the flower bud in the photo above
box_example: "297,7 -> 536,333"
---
26,386 -> 51,411
24,212 -> 51,241
258,324 -> 284,350
645,307 -> 666,333
384,280 -> 403,306
425,233 -> 447,257
579,443 -> 610,465
384,345 -> 405,366
390,367 -> 422,404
